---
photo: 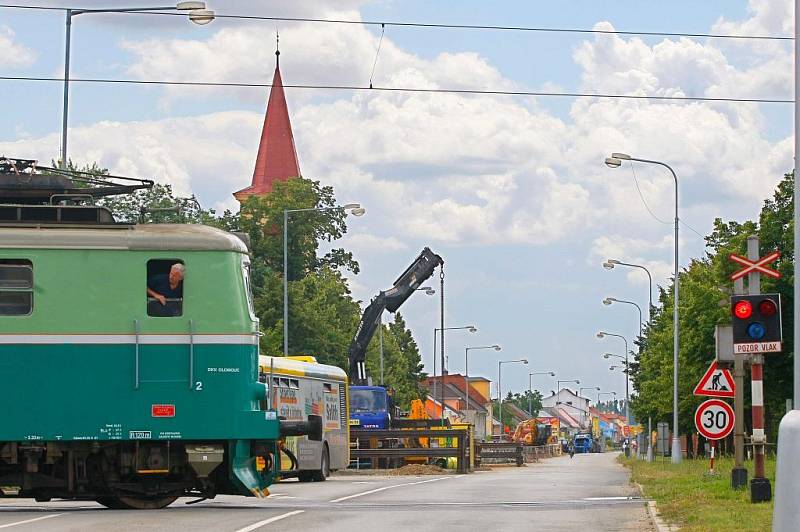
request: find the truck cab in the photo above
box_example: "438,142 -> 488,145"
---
349,386 -> 396,429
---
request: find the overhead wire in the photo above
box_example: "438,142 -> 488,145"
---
628,162 -> 707,240
369,24 -> 385,89
0,3 -> 794,41
0,75 -> 792,104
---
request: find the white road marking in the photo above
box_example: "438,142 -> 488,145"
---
0,514 -> 64,529
234,510 -> 305,532
583,496 -> 639,501
329,476 -> 451,503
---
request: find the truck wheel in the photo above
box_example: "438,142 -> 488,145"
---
311,447 -> 330,482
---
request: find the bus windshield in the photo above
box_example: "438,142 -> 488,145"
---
350,389 -> 387,413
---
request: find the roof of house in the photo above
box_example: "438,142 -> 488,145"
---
234,52 -> 300,201
421,374 -> 491,406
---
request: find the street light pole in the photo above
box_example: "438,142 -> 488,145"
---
432,325 -> 476,417
464,345 -> 501,417
528,371 -> 555,415
597,391 -> 617,407
60,3 -> 214,168
603,297 -> 643,343
603,260 -> 653,319
606,152 -> 681,463
498,358 -> 528,437
597,331 -> 630,425
284,204 -> 364,356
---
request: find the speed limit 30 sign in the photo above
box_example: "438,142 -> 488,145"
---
695,399 -> 735,440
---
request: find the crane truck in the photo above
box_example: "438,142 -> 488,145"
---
347,247 -> 444,430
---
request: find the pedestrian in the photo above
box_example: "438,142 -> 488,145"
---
622,438 -> 629,458
568,440 -> 575,459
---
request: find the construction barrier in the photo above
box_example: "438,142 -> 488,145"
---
474,442 -> 524,467
350,427 -> 471,474
522,443 -> 563,462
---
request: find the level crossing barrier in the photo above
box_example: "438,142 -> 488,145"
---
522,443 -> 562,462
350,427 -> 470,473
474,441 -> 524,467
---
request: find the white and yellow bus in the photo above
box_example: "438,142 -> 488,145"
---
258,355 -> 349,481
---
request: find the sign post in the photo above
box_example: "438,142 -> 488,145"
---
694,399 -> 735,441
729,237 -> 779,502
693,361 -> 735,398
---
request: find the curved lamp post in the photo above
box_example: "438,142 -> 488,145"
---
284,203 -> 364,356
605,152 -> 681,464
598,390 -> 617,407
61,2 -> 215,168
528,371 -> 555,415
464,345 -> 501,413
433,325 -> 477,415
603,259 -> 653,318
597,331 -> 631,425
498,358 -> 528,435
603,297 -> 643,343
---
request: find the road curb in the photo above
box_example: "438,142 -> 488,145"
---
635,482 -> 679,532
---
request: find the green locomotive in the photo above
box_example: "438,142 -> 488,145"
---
0,159 -> 319,509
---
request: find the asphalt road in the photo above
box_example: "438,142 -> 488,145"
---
0,452 -> 652,531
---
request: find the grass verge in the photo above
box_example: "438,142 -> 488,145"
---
620,455 -> 774,531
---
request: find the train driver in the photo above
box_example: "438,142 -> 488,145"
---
147,262 -> 185,311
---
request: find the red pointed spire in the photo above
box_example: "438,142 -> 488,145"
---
234,49 -> 301,201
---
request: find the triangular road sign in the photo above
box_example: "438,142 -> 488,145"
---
694,360 -> 735,398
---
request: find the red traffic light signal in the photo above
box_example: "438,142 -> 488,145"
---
758,299 -> 777,317
730,294 -> 782,353
733,300 -> 752,319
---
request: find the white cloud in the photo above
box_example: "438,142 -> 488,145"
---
0,111 -> 262,201
1,2 -> 793,253
0,25 -> 36,68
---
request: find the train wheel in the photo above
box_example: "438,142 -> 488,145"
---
96,496 -> 178,510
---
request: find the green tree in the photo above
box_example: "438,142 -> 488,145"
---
632,171 -> 794,441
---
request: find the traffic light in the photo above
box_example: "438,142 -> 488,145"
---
730,294 -> 782,350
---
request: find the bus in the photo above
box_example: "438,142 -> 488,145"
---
259,355 -> 349,481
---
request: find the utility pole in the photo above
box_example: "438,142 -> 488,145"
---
747,236 -> 771,502
772,1 -> 800,525
731,253 -> 747,489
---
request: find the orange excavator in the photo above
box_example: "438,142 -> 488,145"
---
511,419 -> 554,446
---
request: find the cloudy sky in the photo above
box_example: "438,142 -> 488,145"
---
0,0 -> 794,402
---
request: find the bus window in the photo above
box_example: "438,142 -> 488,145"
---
0,259 -> 33,316
146,259 -> 184,317
289,379 -> 299,389
280,378 -> 290,388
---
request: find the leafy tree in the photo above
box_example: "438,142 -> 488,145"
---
632,171 -> 794,442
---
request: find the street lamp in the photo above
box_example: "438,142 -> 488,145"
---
432,325 -> 477,417
598,390 -> 617,407
603,259 -> 653,318
603,297 -> 643,343
597,331 -> 631,425
283,203 -> 364,355
61,2 -> 214,168
606,151 -> 681,463
464,345 -> 501,415
528,371 -> 555,415
579,386 -> 600,425
498,358 -> 528,436
556,379 -> 580,390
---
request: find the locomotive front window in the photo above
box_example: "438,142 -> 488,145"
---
146,259 -> 184,317
0,259 -> 33,316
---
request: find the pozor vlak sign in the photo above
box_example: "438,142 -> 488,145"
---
695,399 -> 735,441
730,294 -> 782,354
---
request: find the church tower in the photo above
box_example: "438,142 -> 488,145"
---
234,47 -> 301,201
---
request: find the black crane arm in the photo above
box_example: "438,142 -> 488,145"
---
348,247 -> 443,385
